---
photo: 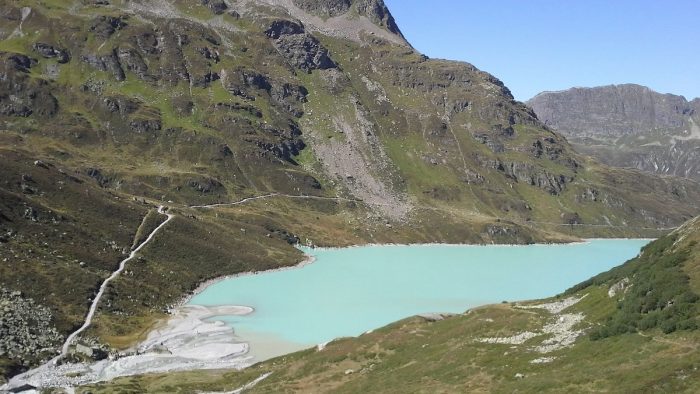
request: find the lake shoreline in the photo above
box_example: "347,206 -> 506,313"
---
174,253 -> 317,310
183,239 -> 651,347
152,239 -> 654,376
174,238 -> 656,311
299,237 -> 656,251
7,239 -> 652,390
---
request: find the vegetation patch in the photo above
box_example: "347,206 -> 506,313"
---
569,235 -> 699,337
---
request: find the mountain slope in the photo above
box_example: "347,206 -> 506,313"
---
2,0 -> 700,383
81,215 -> 700,393
527,84 -> 700,181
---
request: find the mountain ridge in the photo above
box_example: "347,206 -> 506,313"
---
529,83 -> 699,102
527,84 -> 700,181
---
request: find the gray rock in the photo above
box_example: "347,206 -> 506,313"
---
480,158 -> 573,195
0,53 -> 58,117
117,47 -> 150,80
22,207 -> 38,221
265,20 -> 336,72
0,288 -> 63,368
90,15 -> 127,40
527,84 -> 700,181
86,168 -> 110,187
129,119 -> 161,134
273,33 -> 336,72
186,177 -> 225,193
356,0 -> 403,36
271,83 -> 309,117
32,43 -> 70,63
135,32 -> 160,55
528,84 -> 694,137
201,0 -> 228,14
292,0 -> 352,17
265,20 -> 305,39
101,96 -> 140,116
4,53 -> 36,72
81,50 -> 126,81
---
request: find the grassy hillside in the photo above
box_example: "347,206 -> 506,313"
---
80,216 -> 700,393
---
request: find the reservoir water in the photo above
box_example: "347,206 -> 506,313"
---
189,239 -> 650,359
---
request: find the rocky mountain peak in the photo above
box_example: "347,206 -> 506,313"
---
354,0 -> 403,37
253,0 -> 406,45
527,84 -> 696,136
527,84 -> 700,181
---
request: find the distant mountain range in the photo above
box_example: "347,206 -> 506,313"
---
527,84 -> 700,181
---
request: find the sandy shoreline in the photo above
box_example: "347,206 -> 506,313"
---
2,254 -> 317,391
3,305 -> 259,390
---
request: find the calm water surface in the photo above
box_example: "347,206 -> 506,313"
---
189,239 -> 649,357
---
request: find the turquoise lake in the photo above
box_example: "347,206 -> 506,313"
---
189,239 -> 650,357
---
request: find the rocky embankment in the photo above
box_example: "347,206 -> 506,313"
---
0,288 -> 62,378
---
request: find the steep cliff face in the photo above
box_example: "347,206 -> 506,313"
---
254,0 -> 407,45
528,84 -> 700,180
2,0 -> 700,381
291,0 -> 403,36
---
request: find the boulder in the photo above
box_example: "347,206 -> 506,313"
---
90,15 -> 127,39
32,43 -> 70,63
201,0 -> 228,14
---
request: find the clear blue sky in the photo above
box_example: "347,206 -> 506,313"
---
384,0 -> 700,102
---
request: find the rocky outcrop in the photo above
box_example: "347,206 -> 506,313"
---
271,83 -> 309,117
214,102 -> 263,118
252,122 -> 307,162
100,96 -> 140,116
186,177 -> 225,194
480,157 -> 573,195
292,0 -> 405,37
265,20 -> 336,72
221,68 -> 307,116
32,43 -> 70,63
129,118 -> 161,134
116,47 -> 151,81
356,0 -> 402,37
527,84 -> 700,181
201,0 -> 228,14
81,50 -> 126,81
501,162 -> 572,195
0,52 -> 58,117
85,168 -> 111,187
0,288 -> 63,370
90,15 -> 127,40
292,0 -> 352,17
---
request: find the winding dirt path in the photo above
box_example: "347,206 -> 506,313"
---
190,193 -> 361,209
193,192 -> 675,233
60,206 -> 175,356
3,206 -> 174,391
